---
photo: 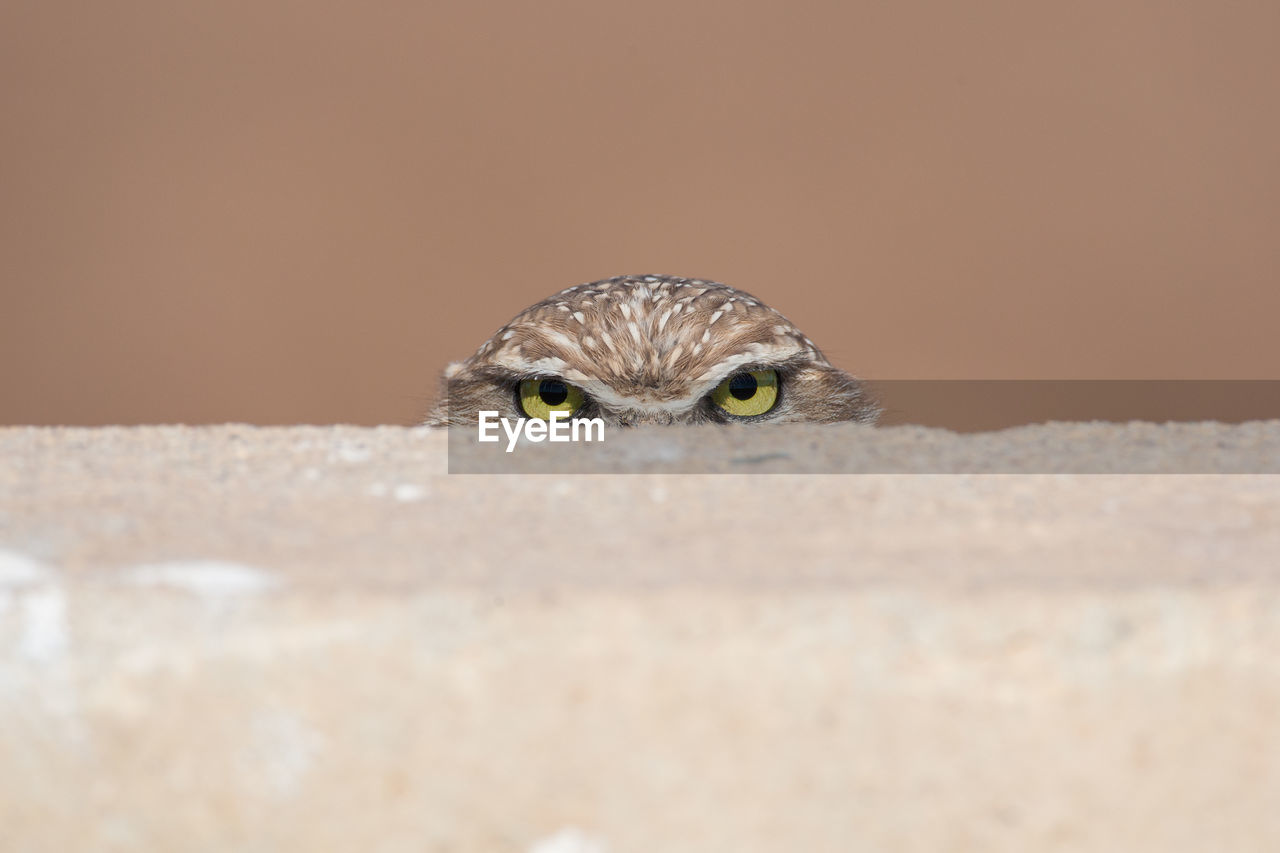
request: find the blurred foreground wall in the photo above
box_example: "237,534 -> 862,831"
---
3,424 -> 1279,850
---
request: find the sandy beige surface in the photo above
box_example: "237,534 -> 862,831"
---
2,424 -> 1280,851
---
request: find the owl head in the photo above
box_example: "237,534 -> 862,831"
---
425,275 -> 877,427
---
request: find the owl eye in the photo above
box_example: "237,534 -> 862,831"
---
711,369 -> 779,417
518,378 -> 585,419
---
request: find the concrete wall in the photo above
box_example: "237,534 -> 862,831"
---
3,425 -> 1279,851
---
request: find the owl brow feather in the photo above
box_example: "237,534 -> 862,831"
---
474,347 -> 816,395
702,352 -> 816,383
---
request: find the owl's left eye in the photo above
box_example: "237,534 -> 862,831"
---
711,369 -> 779,417
519,378 -> 586,419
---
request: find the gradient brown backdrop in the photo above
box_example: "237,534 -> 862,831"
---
3,1 -> 1278,429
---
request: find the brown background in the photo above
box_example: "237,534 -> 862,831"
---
2,1 -> 1277,428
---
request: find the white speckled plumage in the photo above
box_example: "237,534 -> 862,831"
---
425,275 -> 878,426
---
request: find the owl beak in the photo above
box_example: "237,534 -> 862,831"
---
615,411 -> 679,427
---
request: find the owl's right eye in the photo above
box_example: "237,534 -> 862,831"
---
518,378 -> 585,419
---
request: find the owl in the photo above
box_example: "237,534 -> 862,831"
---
425,275 -> 878,426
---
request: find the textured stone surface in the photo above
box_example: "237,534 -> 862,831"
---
2,424 -> 1280,852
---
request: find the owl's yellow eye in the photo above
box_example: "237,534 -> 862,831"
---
519,378 -> 585,419
711,369 -> 779,417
